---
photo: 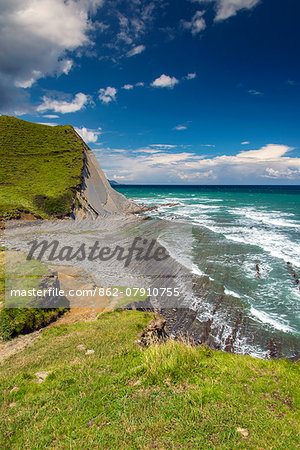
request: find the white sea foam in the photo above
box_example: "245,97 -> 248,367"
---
232,207 -> 300,229
224,288 -> 241,298
250,306 -> 296,333
192,198 -> 224,203
191,265 -> 204,276
145,198 -> 300,268
187,204 -> 221,211
224,228 -> 300,268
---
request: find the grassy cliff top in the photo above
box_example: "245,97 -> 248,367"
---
0,115 -> 84,219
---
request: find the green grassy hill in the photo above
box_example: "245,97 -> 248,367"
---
0,309 -> 299,449
0,116 -> 84,219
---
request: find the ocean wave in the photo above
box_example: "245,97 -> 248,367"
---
224,228 -> 300,268
250,306 -> 296,334
231,207 -> 300,229
185,204 -> 221,211
224,287 -> 241,298
151,203 -> 300,268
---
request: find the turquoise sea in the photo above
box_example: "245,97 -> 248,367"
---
115,185 -> 300,357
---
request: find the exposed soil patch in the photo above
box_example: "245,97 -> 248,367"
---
0,330 -> 42,363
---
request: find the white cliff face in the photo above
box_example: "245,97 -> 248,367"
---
72,129 -> 141,219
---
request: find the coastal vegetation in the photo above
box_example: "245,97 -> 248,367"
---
0,249 -> 66,341
0,309 -> 299,448
0,306 -> 66,342
0,116 -> 84,219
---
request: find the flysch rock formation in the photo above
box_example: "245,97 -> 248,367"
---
72,128 -> 141,219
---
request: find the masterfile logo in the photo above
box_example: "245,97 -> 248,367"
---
26,237 -> 170,267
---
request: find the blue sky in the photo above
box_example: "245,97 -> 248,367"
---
1,0 -> 300,184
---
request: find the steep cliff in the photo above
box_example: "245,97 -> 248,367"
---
0,116 -> 140,220
72,128 -> 140,219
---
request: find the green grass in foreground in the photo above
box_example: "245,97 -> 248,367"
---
0,116 -> 84,219
0,309 -> 299,449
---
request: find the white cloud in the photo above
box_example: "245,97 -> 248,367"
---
93,148 -> 205,183
110,149 -> 128,153
108,3 -> 162,59
248,89 -> 263,96
126,44 -> 146,57
134,148 -> 164,154
43,114 -> 59,118
94,143 -> 300,184
237,144 -> 291,160
185,73 -> 197,80
60,59 -> 73,75
145,152 -> 200,165
173,125 -> 187,130
0,0 -> 104,111
36,122 -> 58,126
241,141 -> 250,145
151,74 -> 179,89
193,0 -> 260,21
122,82 -> 144,90
214,0 -> 260,21
286,79 -> 297,86
98,87 -> 117,104
37,92 -> 90,113
265,167 -> 300,179
183,11 -> 206,35
75,126 -> 101,143
150,144 -> 177,149
122,84 -> 134,90
15,70 -> 42,88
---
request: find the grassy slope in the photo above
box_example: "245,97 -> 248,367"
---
0,310 -> 299,449
0,116 -> 84,219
